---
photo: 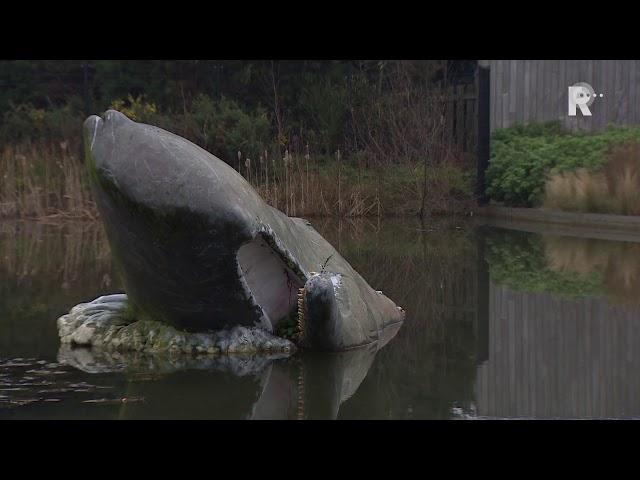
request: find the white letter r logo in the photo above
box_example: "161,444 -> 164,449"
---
568,82 -> 595,116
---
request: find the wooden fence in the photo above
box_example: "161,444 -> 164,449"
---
488,60 -> 640,132
444,83 -> 477,153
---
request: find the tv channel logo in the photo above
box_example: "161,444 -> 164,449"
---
568,82 -> 604,116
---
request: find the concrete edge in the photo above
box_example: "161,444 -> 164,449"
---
475,206 -> 640,243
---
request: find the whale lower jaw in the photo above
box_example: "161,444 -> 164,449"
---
57,294 -> 297,357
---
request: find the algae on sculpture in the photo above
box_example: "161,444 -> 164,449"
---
58,110 -> 404,353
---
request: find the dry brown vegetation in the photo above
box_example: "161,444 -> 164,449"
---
543,140 -> 640,215
245,149 -> 474,218
0,140 -> 96,219
0,140 -> 474,221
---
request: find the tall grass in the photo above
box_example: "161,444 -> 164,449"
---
0,140 -> 96,219
543,140 -> 640,215
0,138 -> 474,220
244,149 -> 474,218
248,149 -> 381,217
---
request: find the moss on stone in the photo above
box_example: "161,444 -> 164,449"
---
275,310 -> 302,340
58,295 -> 294,357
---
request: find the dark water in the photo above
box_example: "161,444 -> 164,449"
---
2,217 -> 640,419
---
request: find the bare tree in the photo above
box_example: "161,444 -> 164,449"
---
350,60 -> 456,218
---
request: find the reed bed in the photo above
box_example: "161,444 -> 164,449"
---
245,149 -> 381,218
1,139 -> 473,220
243,148 -> 473,218
0,141 -> 97,220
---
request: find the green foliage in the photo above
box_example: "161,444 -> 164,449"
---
300,79 -> 348,153
485,229 -> 603,298
186,95 -> 271,162
109,94 -> 157,122
486,121 -> 640,206
274,312 -> 299,340
0,60 -> 458,157
0,99 -> 83,143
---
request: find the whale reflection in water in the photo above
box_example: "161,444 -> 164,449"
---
57,322 -> 401,420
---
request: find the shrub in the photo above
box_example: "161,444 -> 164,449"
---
106,94 -> 273,165
300,79 -> 348,154
184,94 -> 271,163
487,122 -> 640,206
0,100 -> 83,144
109,94 -> 158,122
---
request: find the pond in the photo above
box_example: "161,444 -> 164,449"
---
2,216 -> 640,419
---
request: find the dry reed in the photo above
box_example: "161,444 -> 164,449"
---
0,141 -> 97,220
248,149 -> 384,218
543,140 -> 640,215
1,138 -> 472,220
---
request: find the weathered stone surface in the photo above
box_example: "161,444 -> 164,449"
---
82,110 -> 404,351
58,294 -> 295,357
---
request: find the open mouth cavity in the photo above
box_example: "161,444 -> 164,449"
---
237,234 -> 305,330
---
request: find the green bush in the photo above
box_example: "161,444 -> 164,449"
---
486,122 -> 640,206
300,79 -> 348,154
181,95 -> 271,163
103,94 -> 272,164
0,99 -> 83,144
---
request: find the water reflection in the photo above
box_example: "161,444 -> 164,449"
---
544,235 -> 640,306
0,221 -> 120,359
0,218 -> 478,419
2,326 -> 400,419
476,282 -> 640,419
4,217 -> 640,419
478,225 -> 640,418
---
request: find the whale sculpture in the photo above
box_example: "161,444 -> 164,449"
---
60,110 -> 404,352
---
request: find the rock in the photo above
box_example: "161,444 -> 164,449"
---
57,294 -> 295,358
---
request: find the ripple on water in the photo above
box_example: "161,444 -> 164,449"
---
0,357 -> 126,411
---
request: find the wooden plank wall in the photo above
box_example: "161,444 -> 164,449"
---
488,60 -> 640,132
444,83 -> 477,152
475,283 -> 640,418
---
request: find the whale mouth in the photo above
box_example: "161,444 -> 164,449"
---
237,235 -> 304,330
